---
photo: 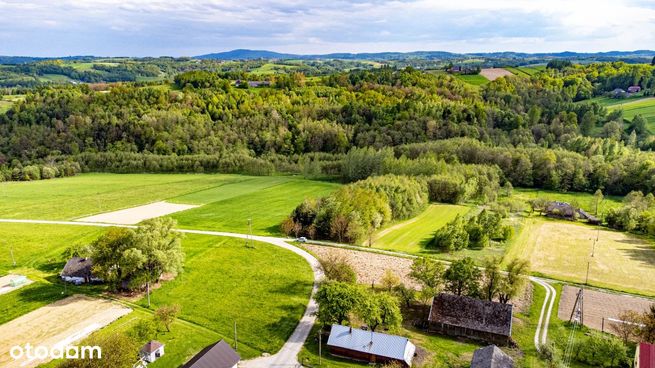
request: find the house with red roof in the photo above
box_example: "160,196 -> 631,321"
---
636,342 -> 655,368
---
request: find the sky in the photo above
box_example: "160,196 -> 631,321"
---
0,0 -> 654,57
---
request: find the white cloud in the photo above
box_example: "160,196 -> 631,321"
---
0,0 -> 653,56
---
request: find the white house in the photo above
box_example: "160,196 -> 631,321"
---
140,340 -> 165,363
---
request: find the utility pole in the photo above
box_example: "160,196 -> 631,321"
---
9,245 -> 16,267
234,321 -> 238,351
318,327 -> 322,366
146,280 -> 151,307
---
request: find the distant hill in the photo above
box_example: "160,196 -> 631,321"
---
195,49 -> 300,60
195,49 -> 655,61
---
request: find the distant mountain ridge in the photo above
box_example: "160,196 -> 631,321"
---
195,49 -> 655,61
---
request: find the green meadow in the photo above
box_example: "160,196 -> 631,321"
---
454,73 -> 489,86
608,97 -> 655,131
371,204 -> 471,253
0,222 -> 314,362
0,173 -> 339,235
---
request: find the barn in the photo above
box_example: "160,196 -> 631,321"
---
182,339 -> 240,368
471,345 -> 514,368
427,293 -> 513,346
61,257 -> 98,284
327,324 -> 416,367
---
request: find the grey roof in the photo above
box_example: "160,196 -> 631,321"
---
471,345 -> 514,368
140,340 -> 163,354
327,324 -> 416,366
61,257 -> 93,278
428,293 -> 513,337
182,340 -> 240,368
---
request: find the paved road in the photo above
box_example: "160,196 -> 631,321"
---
0,219 -> 323,367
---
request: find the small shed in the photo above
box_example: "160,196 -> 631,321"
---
427,293 -> 513,346
636,342 -> 655,368
327,324 -> 416,367
471,345 -> 514,368
140,340 -> 165,363
9,275 -> 28,287
182,339 -> 240,368
61,257 -> 95,284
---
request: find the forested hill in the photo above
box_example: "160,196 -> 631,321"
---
1,62 -> 655,195
196,49 -> 655,61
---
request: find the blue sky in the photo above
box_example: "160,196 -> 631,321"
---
0,0 -> 654,57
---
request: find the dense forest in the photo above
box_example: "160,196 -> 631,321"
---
1,61 -> 655,196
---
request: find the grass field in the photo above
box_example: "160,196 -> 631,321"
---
504,65 -> 545,77
372,204 -> 471,253
511,188 -> 623,215
0,94 -> 25,113
608,97 -> 655,131
0,222 -> 314,361
454,74 -> 489,86
0,173 -> 339,235
505,217 -> 655,296
142,234 -> 313,357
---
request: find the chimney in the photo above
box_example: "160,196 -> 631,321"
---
349,326 -> 352,334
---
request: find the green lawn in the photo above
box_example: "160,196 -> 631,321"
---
0,173 -> 338,235
372,204 -> 471,253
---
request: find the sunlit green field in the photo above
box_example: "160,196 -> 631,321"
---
0,223 -> 314,362
0,173 -> 339,235
454,73 -> 489,86
511,188 -> 623,215
608,97 -> 655,131
371,204 -> 471,253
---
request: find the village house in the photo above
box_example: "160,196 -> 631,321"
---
471,345 -> 514,368
182,339 -> 240,368
628,85 -> 642,94
60,257 -> 99,285
543,201 -> 600,224
635,342 -> 655,368
427,293 -> 513,346
327,324 -> 416,367
139,340 -> 165,364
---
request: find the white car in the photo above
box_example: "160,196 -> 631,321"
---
297,237 -> 307,243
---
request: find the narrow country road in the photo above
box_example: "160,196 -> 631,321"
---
0,218 -> 558,363
0,219 -> 323,368
530,276 -> 557,351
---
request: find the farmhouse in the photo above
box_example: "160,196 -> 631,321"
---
427,293 -> 513,346
543,201 -> 600,224
636,342 -> 655,368
628,85 -> 642,94
61,257 -> 98,284
612,88 -> 627,98
471,345 -> 514,368
140,340 -> 165,363
327,324 -> 416,367
182,339 -> 240,368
